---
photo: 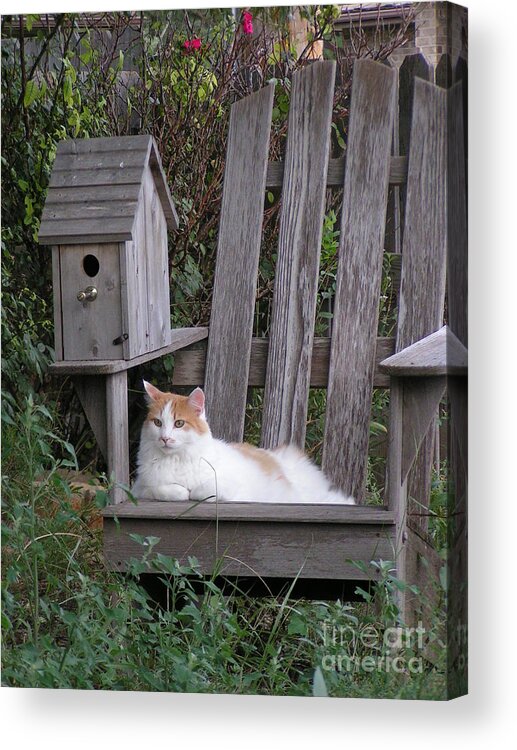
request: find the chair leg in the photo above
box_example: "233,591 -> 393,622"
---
386,379 -> 409,623
106,371 -> 129,504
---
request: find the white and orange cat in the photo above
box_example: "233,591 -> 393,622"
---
132,382 -> 355,505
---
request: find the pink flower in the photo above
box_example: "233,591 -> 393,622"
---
242,11 -> 253,35
191,37 -> 201,50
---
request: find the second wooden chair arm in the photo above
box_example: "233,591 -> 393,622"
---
48,327 -> 209,376
379,325 -> 467,377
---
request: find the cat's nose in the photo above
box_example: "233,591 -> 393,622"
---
160,436 -> 175,445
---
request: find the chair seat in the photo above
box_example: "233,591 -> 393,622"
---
102,501 -> 396,579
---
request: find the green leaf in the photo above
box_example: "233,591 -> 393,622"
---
94,489 -> 110,509
23,80 -> 39,108
25,14 -> 39,32
370,421 -> 387,435
129,532 -> 148,546
287,614 -> 307,636
63,75 -> 73,106
80,47 -> 93,64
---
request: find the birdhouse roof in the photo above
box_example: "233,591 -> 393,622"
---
38,135 -> 179,245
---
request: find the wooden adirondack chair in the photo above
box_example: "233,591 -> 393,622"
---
73,59 -> 465,621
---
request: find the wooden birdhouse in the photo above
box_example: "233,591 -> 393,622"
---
39,135 -> 179,362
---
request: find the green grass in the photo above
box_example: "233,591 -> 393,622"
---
1,397 -> 453,698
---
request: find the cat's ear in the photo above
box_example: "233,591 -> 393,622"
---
143,380 -> 163,402
188,387 -> 205,417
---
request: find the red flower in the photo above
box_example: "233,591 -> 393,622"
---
242,11 -> 253,35
183,37 -> 202,53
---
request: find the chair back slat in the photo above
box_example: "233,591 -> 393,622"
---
203,85 -> 274,442
447,81 -> 467,348
396,79 -> 447,352
322,59 -> 397,503
386,78 -> 447,522
261,61 -> 336,449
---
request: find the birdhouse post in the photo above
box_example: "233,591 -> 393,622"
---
39,135 -> 207,502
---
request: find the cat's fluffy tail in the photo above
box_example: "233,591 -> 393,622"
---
272,445 -> 356,505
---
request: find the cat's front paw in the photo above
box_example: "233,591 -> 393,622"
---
190,479 -> 217,503
152,483 -> 190,501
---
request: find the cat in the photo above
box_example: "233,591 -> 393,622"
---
131,382 -> 355,505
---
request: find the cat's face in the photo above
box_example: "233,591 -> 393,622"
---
142,382 -> 210,454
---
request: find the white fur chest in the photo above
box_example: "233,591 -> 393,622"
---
135,439 -> 215,492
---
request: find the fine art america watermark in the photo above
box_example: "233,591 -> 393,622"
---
320,621 -> 427,674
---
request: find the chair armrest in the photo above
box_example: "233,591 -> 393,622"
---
49,327 -> 209,375
379,325 -> 467,377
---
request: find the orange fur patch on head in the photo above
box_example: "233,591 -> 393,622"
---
232,443 -> 291,484
146,390 -> 209,435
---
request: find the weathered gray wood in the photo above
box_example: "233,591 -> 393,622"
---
172,336 -> 395,389
48,327 -> 208,375
106,371 -> 129,504
42,201 -> 139,221
380,326 -> 467,376
436,53 -> 452,89
387,77 -> 447,534
149,141 -> 180,231
52,151 -> 150,172
120,199 -> 149,360
404,524 -> 444,629
44,184 -> 141,205
73,375 -> 108,460
53,135 -> 175,232
41,219 -> 137,245
401,376 -> 446,482
445,78 -> 467,590
388,66 -> 402,256
262,61 -> 336,449
449,377 -> 468,503
39,134 -> 177,245
204,84 -> 274,442
398,53 -> 431,238
322,59 -> 397,502
51,246 -> 63,360
265,155 -> 408,188
396,80 -> 447,351
398,54 -> 431,170
103,500 -> 395,524
447,81 -> 468,347
48,168 -> 144,189
59,243 -> 124,361
56,134 -> 151,154
447,375 -> 468,674
385,379 -> 409,621
104,517 -> 396,579
143,166 -> 170,352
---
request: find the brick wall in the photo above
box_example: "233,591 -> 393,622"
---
414,2 -> 467,74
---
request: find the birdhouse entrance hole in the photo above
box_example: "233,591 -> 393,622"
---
83,254 -> 100,278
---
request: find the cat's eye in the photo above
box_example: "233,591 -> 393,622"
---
174,419 -> 185,428
153,418 -> 162,427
